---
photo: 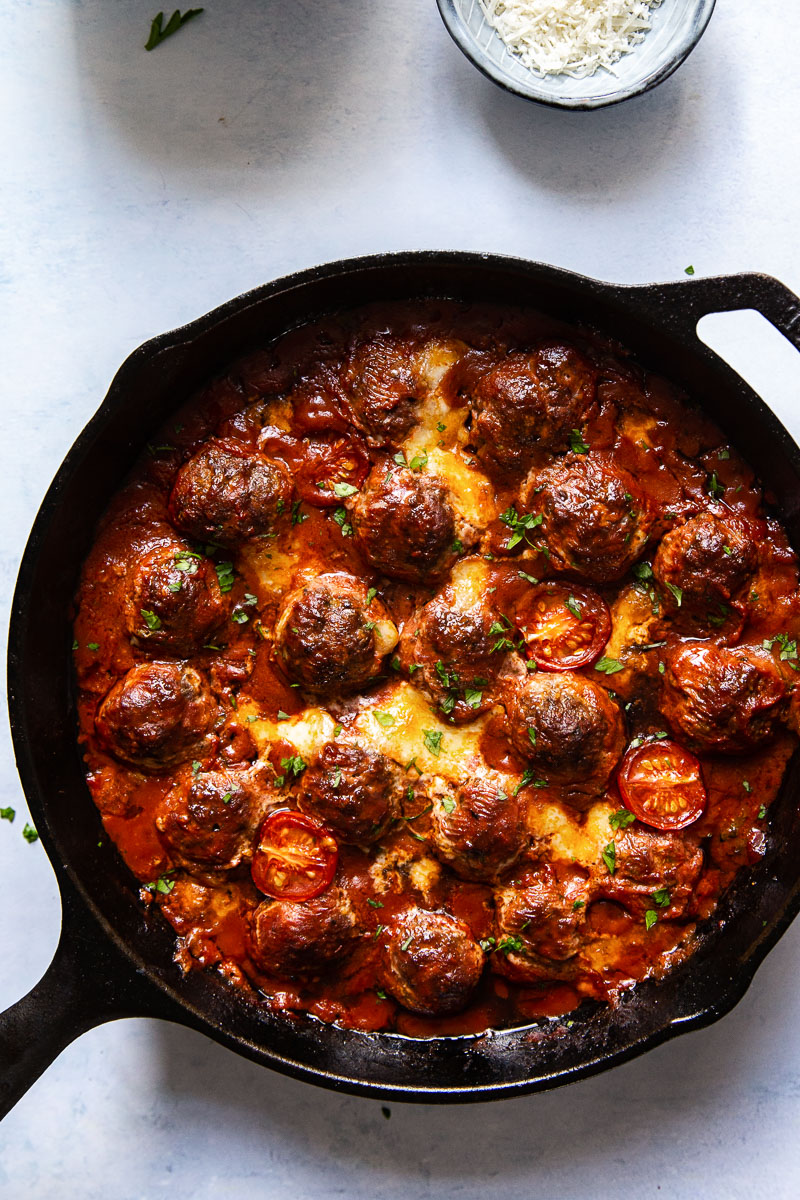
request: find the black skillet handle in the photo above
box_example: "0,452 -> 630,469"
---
623,271 -> 800,352
0,876 -> 179,1121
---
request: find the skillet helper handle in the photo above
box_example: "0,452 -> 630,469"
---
625,272 -> 800,351
0,883 -> 173,1121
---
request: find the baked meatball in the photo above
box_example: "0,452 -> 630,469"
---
350,465 -> 459,583
472,343 -> 597,469
661,641 -> 787,754
429,778 -> 526,882
296,741 -> 402,844
403,586 -> 503,722
597,824 -> 703,919
156,767 -> 268,876
249,887 -> 358,979
95,662 -> 217,772
507,673 -> 625,789
381,907 -> 485,1016
653,512 -> 756,613
125,544 -> 230,653
274,572 -> 398,695
168,440 -> 293,546
343,334 -> 421,446
520,453 -> 650,582
492,863 -> 592,982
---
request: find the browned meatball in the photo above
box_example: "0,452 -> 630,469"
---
168,440 -> 292,546
472,343 -> 597,469
125,544 -> 230,653
520,453 -> 650,582
343,334 -> 421,446
492,863 -> 592,982
429,778 -> 526,882
156,767 -> 269,876
507,673 -> 625,788
350,465 -> 459,583
403,586 -> 503,722
661,642 -> 787,754
381,907 -> 485,1015
653,513 -> 757,614
596,824 -> 703,919
274,572 -> 398,695
296,741 -> 402,843
248,887 -> 357,979
95,662 -> 217,772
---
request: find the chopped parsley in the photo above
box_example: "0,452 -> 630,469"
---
87,642 -> 100,651
423,729 -> 443,756
291,501 -> 307,526
333,724 -> 343,737
221,792 -> 233,805
758,804 -> 767,820
513,768 -> 547,795
708,472 -> 725,500
497,935 -> 523,955
518,570 -> 539,585
569,428 -> 590,454
333,506 -> 353,537
763,633 -> 799,667
644,910 -> 658,931
602,842 -> 617,874
280,754 -> 307,777
174,550 -> 199,574
145,8 -> 204,51
373,710 -> 395,728
243,592 -> 258,606
464,687 -> 483,709
400,935 -> 413,952
22,823 -> 38,844
528,727 -> 537,747
276,710 -> 290,721
609,808 -> 635,831
332,481 -> 358,498
366,587 -> 377,605
452,538 -> 463,554
191,760 -> 202,774
215,562 -> 235,592
331,767 -> 342,789
595,656 -> 625,675
499,506 -> 544,550
565,595 -> 582,619
665,582 -> 683,607
572,899 -> 585,911
231,609 -> 249,624
684,265 -> 695,276
441,796 -> 456,814
0,807 -> 15,822
145,874 -> 175,895
652,888 -> 671,908
742,780 -> 752,794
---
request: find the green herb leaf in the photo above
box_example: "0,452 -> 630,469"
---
758,804 -> 767,820
140,608 -> 162,630
423,729 -> 443,756
276,710 -> 290,721
464,687 -> 483,709
0,807 -> 15,822
145,7 -> 204,50
232,609 -> 249,624
518,570 -> 539,584
366,587 -> 377,604
280,754 -> 307,777
368,898 -> 384,909
685,265 -> 695,276
569,428 -> 589,455
373,710 -> 395,728
221,792 -> 233,805
572,899 -> 585,911
174,550 -> 200,574
595,656 -> 625,675
665,582 -> 683,607
644,909 -> 658,931
708,472 -> 725,500
609,808 -> 635,831
452,538 -> 463,554
497,935 -> 523,955
565,595 -> 581,619
215,561 -> 235,592
22,822 -> 38,844
400,935 -> 413,952
332,481 -> 358,498
602,842 -> 617,874
333,506 -> 353,537
652,887 -> 671,908
291,501 -> 307,526
441,796 -> 456,814
408,450 -> 428,472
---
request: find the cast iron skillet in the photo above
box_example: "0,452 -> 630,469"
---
4,252 -> 800,1118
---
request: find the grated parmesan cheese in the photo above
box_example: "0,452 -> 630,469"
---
479,0 -> 663,79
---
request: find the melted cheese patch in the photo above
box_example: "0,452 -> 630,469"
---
448,557 -> 490,608
243,536 -> 301,601
604,582 -> 658,670
244,704 -> 337,760
526,796 -> 617,869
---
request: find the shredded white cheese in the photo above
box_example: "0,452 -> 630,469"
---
479,0 -> 662,79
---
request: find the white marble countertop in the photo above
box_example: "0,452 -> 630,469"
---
2,2 -> 800,1196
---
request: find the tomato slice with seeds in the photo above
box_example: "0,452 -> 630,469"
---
618,739 -> 706,831
251,810 -> 339,900
260,429 -> 370,508
517,583 -> 611,672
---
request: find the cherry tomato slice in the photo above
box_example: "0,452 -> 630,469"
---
517,583 -> 611,672
251,810 -> 339,900
617,739 -> 706,831
259,429 -> 370,508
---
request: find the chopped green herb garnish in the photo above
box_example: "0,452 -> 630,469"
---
569,428 -> 590,455
499,506 -> 544,550
291,501 -> 307,525
22,823 -> 38,844
742,780 -> 752,794
644,909 -> 658,931
333,506 -> 353,536
87,642 -> 100,651
595,656 -> 625,675
366,587 -> 377,605
145,873 -> 175,894
452,538 -> 463,554
333,724 -> 343,737
276,710 -> 290,721
423,729 -> 443,756
497,935 -> 523,955
652,888 -> 671,908
441,796 -> 456,814
528,727 -> 537,747
464,688 -> 483,709
367,898 -> 384,909
373,710 -> 395,728
231,609 -> 249,624
221,792 -> 233,805
602,842 -> 617,874
758,804 -> 767,820
215,562 -> 234,592
174,550 -> 200,574
609,808 -> 635,831
400,935 -> 413,952
665,582 -> 683,607
685,265 -> 695,276
332,481 -> 358,498
708,472 -> 725,500
518,570 -> 539,584
1,807 -> 15,822
565,595 -> 581,619
408,450 -> 428,472
280,754 -> 307,777
572,899 -> 585,911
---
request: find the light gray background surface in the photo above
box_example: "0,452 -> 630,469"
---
2,2 -> 800,1197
